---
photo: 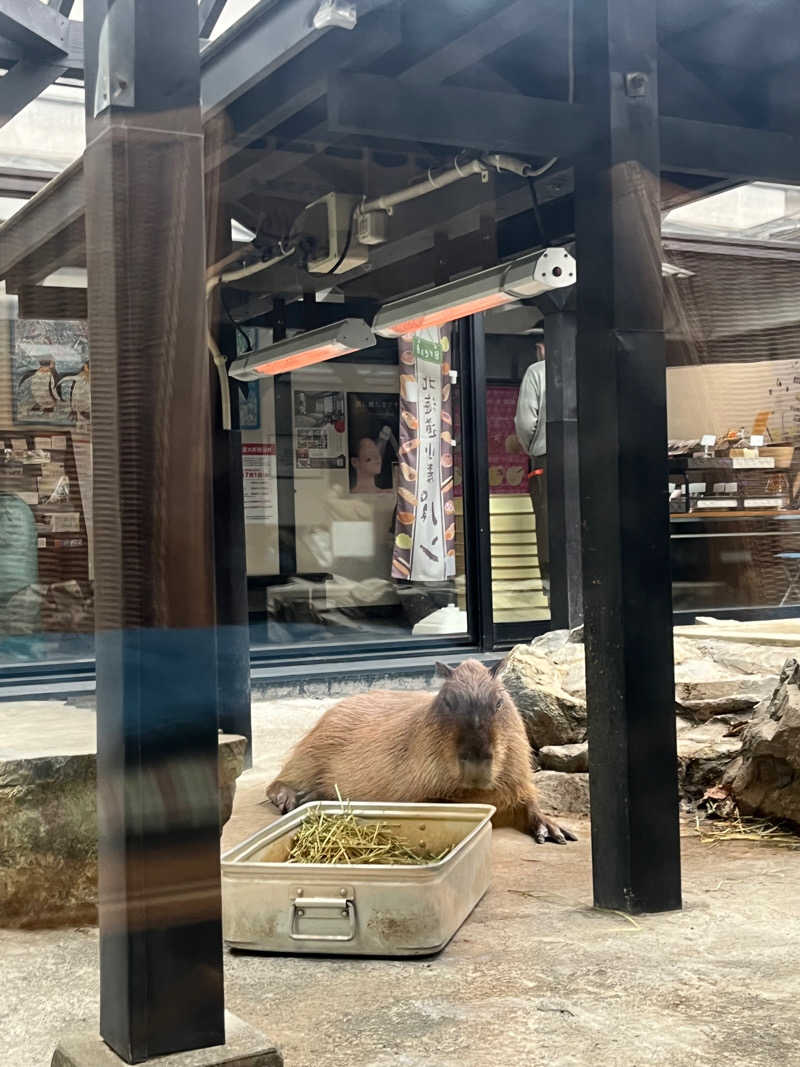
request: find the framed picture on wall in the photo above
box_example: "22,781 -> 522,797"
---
238,381 -> 260,430
12,319 -> 90,426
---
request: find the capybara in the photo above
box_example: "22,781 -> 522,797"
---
266,658 -> 576,844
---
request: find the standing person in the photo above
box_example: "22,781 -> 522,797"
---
514,342 -> 549,603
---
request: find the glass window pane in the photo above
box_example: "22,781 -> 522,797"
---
0,297 -> 93,668
665,239 -> 800,612
485,332 -> 550,629
241,328 -> 469,648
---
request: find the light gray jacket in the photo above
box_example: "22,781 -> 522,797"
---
514,361 -> 546,459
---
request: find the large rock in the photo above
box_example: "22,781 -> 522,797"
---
539,742 -> 589,773
676,717 -> 743,799
723,659 -> 800,825
688,638 -> 799,678
533,771 -> 590,815
0,731 -> 247,928
529,630 -> 571,656
500,644 -> 587,749
674,655 -> 778,720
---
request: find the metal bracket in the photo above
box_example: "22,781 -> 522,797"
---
313,0 -> 357,30
94,0 -> 135,117
625,72 -> 649,98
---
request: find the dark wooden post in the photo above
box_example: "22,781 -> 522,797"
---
574,0 -> 682,913
541,296 -> 583,630
83,0 -> 225,1058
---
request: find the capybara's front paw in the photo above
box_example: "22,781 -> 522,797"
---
267,780 -> 299,814
528,806 -> 577,845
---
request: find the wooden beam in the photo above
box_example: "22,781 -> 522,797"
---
17,283 -> 87,319
83,0 -> 225,1055
198,0 -> 227,38
0,0 -> 69,54
0,156 -> 84,278
331,73 -> 800,184
209,7 -> 400,174
0,57 -> 68,128
574,0 -> 681,914
661,115 -> 800,182
328,73 -> 595,157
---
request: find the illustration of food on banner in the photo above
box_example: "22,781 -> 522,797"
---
391,325 -> 456,582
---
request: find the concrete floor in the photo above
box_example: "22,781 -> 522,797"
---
3,697 -> 800,1067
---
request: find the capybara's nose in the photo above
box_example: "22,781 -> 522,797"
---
458,758 -> 494,789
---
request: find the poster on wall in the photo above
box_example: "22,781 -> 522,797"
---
235,329 -> 261,430
238,382 -> 260,430
242,444 -> 278,525
391,325 -> 456,582
346,392 -> 399,494
486,385 -> 528,494
12,320 -> 90,426
294,389 -> 346,469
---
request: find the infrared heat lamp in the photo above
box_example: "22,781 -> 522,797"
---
372,247 -> 576,339
229,318 -> 376,380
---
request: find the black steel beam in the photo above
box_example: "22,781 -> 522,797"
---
0,0 -> 69,54
574,0 -> 681,914
0,57 -> 68,128
83,0 -> 225,1059
541,303 -> 582,630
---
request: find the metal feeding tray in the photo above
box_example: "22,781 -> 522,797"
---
221,801 -> 495,957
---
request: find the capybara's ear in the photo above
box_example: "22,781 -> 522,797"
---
435,661 -> 455,678
488,657 -> 506,678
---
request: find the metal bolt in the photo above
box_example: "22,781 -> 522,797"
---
296,908 -> 305,917
296,888 -> 304,896
419,840 -> 426,849
625,72 -> 648,98
341,909 -> 348,917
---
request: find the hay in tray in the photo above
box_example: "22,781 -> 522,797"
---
286,793 -> 451,867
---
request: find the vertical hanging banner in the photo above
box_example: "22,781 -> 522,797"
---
392,325 -> 456,581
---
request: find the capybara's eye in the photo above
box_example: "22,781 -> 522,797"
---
496,699 -> 503,711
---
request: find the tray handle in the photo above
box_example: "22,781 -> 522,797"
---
290,896 -> 357,942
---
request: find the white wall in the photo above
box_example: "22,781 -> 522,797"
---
667,357 -> 800,442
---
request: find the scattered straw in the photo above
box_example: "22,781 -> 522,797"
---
285,792 -> 451,866
694,803 -> 800,850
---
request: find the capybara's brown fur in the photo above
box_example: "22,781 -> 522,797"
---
266,659 -> 575,844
